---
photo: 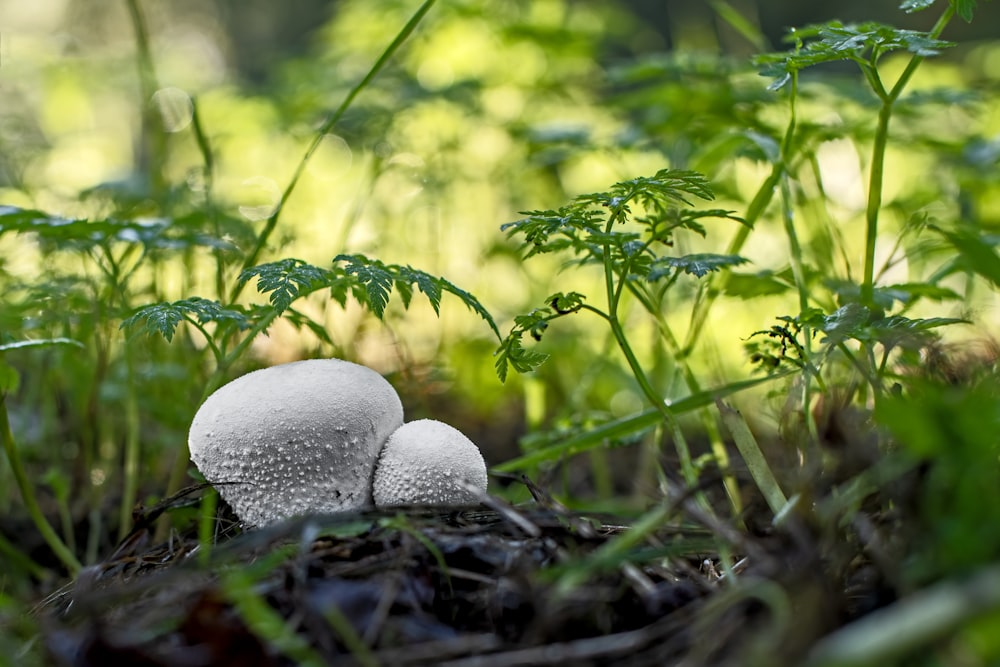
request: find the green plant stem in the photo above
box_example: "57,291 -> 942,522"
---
0,395 -> 81,575
323,600 -> 380,667
230,0 -> 438,303
683,162 -> 783,358
188,97 -> 226,299
0,531 -> 48,580
779,75 -> 808,315
222,568 -> 327,667
197,487 -> 218,566
155,310 -> 280,541
119,350 -> 142,540
186,318 -> 226,366
555,501 -> 675,594
684,53 -> 809,358
716,400 -> 787,516
776,72 -> 821,451
85,508 -> 102,565
56,492 -> 76,555
861,5 -> 955,306
626,282 -> 742,514
494,373 -> 789,473
861,103 -> 893,308
806,564 -> 1000,667
599,226 -> 699,488
124,0 -> 167,198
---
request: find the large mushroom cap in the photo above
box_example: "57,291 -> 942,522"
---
189,359 -> 404,527
372,419 -> 488,507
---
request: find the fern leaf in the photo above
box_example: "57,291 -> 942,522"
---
121,298 -> 248,342
239,259 -> 332,313
335,254 -> 394,319
650,253 -> 749,279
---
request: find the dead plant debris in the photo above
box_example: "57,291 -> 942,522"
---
31,498 -> 774,667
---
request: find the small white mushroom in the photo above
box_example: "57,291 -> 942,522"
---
372,419 -> 488,507
189,359 -> 404,527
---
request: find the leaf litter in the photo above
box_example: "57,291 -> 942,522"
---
30,475 -> 833,667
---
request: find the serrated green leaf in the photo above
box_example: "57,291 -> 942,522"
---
652,209 -> 744,240
502,208 -> 604,258
549,292 -> 586,314
756,21 -> 955,88
501,168 -> 739,319
121,298 -> 249,342
866,315 -> 967,350
121,304 -> 183,342
335,254 -> 394,319
586,230 -> 642,247
493,293 -> 589,382
599,169 -> 715,211
0,206 -> 73,230
333,255 -> 499,339
494,334 -> 550,383
514,308 -> 553,341
397,266 -> 443,313
649,253 -> 749,279
0,207 -> 115,249
239,259 -> 332,313
819,303 -> 872,344
503,169 -> 717,262
394,279 -> 414,309
826,279 -> 898,310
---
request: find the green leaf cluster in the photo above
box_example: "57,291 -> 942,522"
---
239,259 -> 336,314
334,254 -> 499,337
122,255 -> 499,346
121,298 -> 250,343
497,168 -> 745,381
755,21 -> 955,90
747,303 -> 966,373
502,169 -> 723,261
0,206 -> 235,254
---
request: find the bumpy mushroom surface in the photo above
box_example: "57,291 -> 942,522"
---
189,359 -> 404,527
372,419 -> 488,507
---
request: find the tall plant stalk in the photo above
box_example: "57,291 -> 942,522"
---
0,395 -> 81,575
230,0 -> 439,303
124,0 -> 168,198
861,5 -> 955,306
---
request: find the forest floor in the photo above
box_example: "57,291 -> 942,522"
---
29,475 -> 877,667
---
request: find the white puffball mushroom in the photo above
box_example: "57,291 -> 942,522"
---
189,359 -> 404,527
372,419 -> 488,507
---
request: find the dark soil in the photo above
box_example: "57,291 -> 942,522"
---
31,477 -> 872,667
